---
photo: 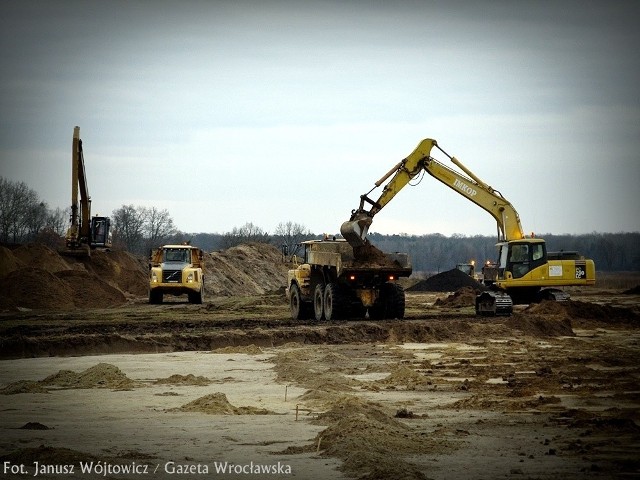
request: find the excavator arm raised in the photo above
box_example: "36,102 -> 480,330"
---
62,126 -> 111,256
340,138 -> 525,247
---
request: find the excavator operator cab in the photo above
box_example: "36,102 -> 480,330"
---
89,216 -> 111,249
497,240 -> 547,279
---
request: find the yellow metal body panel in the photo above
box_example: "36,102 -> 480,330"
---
498,259 -> 596,289
149,245 -> 205,297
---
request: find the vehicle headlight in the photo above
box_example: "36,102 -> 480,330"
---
151,272 -> 158,283
187,272 -> 194,283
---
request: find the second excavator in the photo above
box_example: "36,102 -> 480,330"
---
340,138 -> 595,315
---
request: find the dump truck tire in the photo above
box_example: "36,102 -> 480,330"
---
324,283 -> 348,320
313,283 -> 325,321
290,283 -> 312,320
149,290 -> 163,304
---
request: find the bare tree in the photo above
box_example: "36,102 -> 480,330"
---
143,206 -> 177,250
220,222 -> 269,248
274,221 -> 311,257
47,207 -> 70,237
0,177 -> 44,243
111,204 -> 146,253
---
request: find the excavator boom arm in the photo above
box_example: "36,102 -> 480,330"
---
341,138 -> 525,246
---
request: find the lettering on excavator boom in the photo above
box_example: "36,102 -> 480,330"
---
453,178 -> 477,197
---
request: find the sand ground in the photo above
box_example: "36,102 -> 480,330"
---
1,288 -> 639,480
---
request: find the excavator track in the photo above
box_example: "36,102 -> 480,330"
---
475,290 -> 513,316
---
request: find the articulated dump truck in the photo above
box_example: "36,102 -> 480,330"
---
286,238 -> 411,321
148,245 -> 205,304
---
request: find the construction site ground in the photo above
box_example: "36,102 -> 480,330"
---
0,243 -> 639,480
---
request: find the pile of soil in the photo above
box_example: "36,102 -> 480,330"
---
154,374 -> 212,386
375,365 -> 431,390
0,244 -> 146,311
171,392 -> 276,415
407,268 -> 484,292
434,286 -> 479,307
623,285 -> 640,294
211,344 -> 263,354
203,243 -> 288,296
287,396 -> 449,479
526,300 -> 639,324
506,313 -> 574,337
0,363 -> 136,394
72,249 -> 149,297
0,246 -> 26,276
351,243 -> 400,268
19,422 -> 51,430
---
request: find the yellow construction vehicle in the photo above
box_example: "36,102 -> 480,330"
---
287,238 -> 411,320
148,244 -> 205,304
61,126 -> 111,256
341,138 -> 596,315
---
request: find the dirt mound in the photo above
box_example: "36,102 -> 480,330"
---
526,300 -> 639,323
0,243 -> 148,311
203,243 -> 288,296
408,268 -> 484,292
211,344 -> 263,354
19,422 -> 51,430
0,267 -> 127,311
154,374 -> 212,386
0,246 -> 26,276
41,363 -> 136,390
376,365 -> 431,390
172,392 -> 276,415
434,286 -> 478,307
352,243 -> 400,268
68,249 -> 148,297
506,314 -> 574,337
56,270 -> 127,308
1,363 -> 136,394
12,243 -> 71,273
0,380 -> 50,395
288,395 -> 448,479
0,268 -> 75,310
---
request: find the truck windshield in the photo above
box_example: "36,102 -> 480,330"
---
164,249 -> 190,263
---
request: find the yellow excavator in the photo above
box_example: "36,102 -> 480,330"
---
61,126 -> 111,256
340,138 -> 595,315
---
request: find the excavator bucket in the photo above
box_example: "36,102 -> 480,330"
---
340,214 -> 372,247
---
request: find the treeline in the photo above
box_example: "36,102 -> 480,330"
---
365,232 -> 640,273
1,176 -> 638,271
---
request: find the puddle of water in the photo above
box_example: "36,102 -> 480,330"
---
486,377 -> 508,385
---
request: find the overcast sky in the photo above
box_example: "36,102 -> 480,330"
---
1,0 -> 638,238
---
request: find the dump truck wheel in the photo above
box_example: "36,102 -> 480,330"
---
313,283 -> 325,321
189,287 -> 203,304
149,290 -> 163,304
290,283 -> 311,320
323,283 -> 348,320
387,283 -> 406,319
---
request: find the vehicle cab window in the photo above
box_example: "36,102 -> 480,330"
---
508,243 -> 530,278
